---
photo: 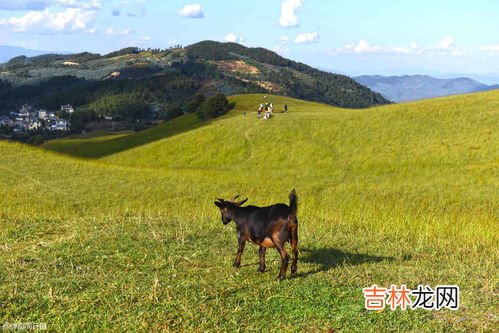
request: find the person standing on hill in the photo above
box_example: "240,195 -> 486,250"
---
284,104 -> 288,113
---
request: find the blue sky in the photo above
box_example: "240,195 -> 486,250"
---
1,0 -> 499,77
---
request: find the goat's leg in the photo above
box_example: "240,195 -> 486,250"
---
233,239 -> 245,268
257,246 -> 266,272
291,224 -> 299,275
273,240 -> 290,280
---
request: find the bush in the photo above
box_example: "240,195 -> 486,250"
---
165,104 -> 184,121
196,94 -> 234,121
26,134 -> 46,146
184,94 -> 205,114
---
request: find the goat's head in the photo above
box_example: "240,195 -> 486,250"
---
214,195 -> 248,225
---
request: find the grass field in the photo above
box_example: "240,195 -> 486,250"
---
1,92 -> 498,332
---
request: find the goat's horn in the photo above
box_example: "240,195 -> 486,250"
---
229,194 -> 240,202
235,198 -> 248,206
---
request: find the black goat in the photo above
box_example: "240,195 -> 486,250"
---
214,189 -> 298,280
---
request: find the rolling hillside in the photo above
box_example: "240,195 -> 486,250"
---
2,91 -> 498,331
354,74 -> 498,102
0,42 -> 388,118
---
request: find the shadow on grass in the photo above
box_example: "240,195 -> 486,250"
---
293,247 -> 395,278
43,113 -> 207,159
44,100 -> 250,159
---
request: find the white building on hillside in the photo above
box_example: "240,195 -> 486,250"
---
61,104 -> 75,113
51,120 -> 69,131
29,120 -> 42,131
19,104 -> 33,116
38,110 -> 48,119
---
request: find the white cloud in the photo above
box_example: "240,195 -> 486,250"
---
330,37 -> 465,56
279,0 -> 303,28
0,8 -> 98,34
294,32 -> 319,44
350,39 -> 381,53
480,44 -> 499,55
178,3 -> 204,18
55,0 -> 102,10
224,32 -> 245,43
437,37 -> 453,49
224,32 -> 237,43
106,27 -> 134,36
273,36 -> 291,55
419,37 -> 465,55
279,36 -> 289,44
272,44 -> 289,55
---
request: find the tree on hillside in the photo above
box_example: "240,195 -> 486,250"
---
196,93 -> 234,121
165,104 -> 184,121
70,109 -> 96,132
185,94 -> 205,114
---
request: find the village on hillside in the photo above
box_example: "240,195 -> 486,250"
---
0,104 -> 73,135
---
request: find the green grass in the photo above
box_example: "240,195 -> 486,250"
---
43,114 -> 202,159
1,92 -> 498,332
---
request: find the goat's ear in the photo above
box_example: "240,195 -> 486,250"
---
216,198 -> 224,202
235,198 -> 248,206
214,201 -> 223,208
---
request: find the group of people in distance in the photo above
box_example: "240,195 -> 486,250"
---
257,96 -> 288,120
258,102 -> 273,119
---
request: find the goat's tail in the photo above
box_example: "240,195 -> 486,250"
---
289,188 -> 298,216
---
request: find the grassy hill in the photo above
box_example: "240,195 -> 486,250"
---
2,91 -> 498,332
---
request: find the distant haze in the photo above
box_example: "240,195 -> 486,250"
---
353,75 -> 499,102
0,45 -> 65,63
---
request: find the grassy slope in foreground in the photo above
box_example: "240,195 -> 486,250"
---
2,91 -> 499,332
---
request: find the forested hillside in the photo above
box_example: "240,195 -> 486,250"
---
0,41 -> 389,132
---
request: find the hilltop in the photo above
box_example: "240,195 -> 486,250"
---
354,74 -> 499,102
0,41 -> 389,121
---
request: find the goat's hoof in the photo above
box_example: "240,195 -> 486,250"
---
233,263 -> 241,268
278,275 -> 286,280
291,268 -> 297,275
257,267 -> 266,273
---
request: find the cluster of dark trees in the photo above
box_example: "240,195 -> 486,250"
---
164,93 -> 234,122
196,94 -> 234,120
0,125 -> 67,146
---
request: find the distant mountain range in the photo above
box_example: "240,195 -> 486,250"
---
353,75 -> 499,102
0,45 -> 66,63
